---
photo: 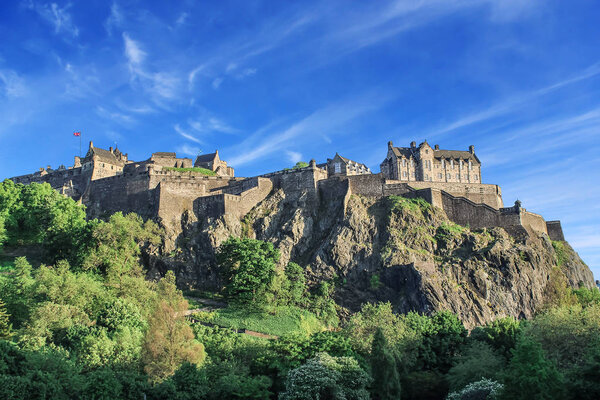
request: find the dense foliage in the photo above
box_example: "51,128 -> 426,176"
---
1,179 -> 599,399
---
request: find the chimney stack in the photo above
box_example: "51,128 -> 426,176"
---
388,140 -> 393,148
109,146 -> 113,153
410,141 -> 416,148
469,145 -> 475,154
434,144 -> 439,150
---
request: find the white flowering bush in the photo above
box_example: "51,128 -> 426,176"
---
446,378 -> 504,400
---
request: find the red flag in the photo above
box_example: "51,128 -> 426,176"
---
73,131 -> 81,136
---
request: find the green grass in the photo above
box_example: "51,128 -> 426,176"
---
552,240 -> 569,267
194,305 -> 325,337
162,166 -> 217,176
387,195 -> 432,215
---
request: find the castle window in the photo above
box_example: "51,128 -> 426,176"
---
334,163 -> 341,174
410,159 -> 413,167
446,173 -> 451,180
468,160 -> 472,170
425,174 -> 428,180
456,174 -> 460,180
411,172 -> 415,178
442,160 -> 445,168
402,159 -> 406,167
474,175 -> 478,181
403,171 -> 407,178
450,160 -> 454,169
438,173 -> 442,179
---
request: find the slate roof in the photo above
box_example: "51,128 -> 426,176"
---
333,153 -> 370,171
390,146 -> 480,164
87,147 -> 122,164
195,152 -> 217,163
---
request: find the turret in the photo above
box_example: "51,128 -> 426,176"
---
410,141 -> 416,148
388,140 -> 393,148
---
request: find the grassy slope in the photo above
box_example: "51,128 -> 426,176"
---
195,305 -> 325,337
162,166 -> 217,176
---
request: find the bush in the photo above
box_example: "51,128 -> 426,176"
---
446,378 -> 503,400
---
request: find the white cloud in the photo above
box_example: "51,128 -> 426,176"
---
175,12 -> 188,26
188,64 -> 205,89
286,151 -> 303,163
27,1 -> 79,37
189,115 -> 238,134
104,2 -> 123,35
95,106 -> 135,126
212,77 -> 223,89
175,124 -> 203,144
176,144 -> 202,157
122,33 -> 179,102
123,33 -> 146,66
0,70 -> 27,98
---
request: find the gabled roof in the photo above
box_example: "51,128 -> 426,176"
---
195,152 -> 217,163
331,153 -> 371,171
434,150 -> 480,164
391,147 -> 418,159
86,147 -> 122,164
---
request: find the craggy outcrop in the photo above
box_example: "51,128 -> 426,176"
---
150,188 -> 594,328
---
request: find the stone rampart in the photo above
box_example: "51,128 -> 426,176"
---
260,165 -> 328,193
546,221 -> 565,241
405,181 -> 503,209
84,173 -> 156,218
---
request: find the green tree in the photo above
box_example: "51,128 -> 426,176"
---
470,316 -> 520,360
279,352 -> 370,400
539,267 -> 578,311
573,287 -> 600,307
0,298 -> 12,340
84,212 -> 162,289
370,328 -> 401,400
216,237 -> 279,306
446,341 -> 504,392
501,336 -> 565,400
281,262 -> 307,306
142,272 -> 205,382
1,257 -> 35,328
292,161 -> 309,169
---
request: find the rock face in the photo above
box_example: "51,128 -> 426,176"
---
149,188 -> 594,328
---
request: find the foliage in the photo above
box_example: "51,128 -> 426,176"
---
204,305 -> 324,337
142,271 -> 205,382
446,378 -> 503,400
551,240 -> 569,267
387,195 -> 432,216
280,262 -> 307,306
163,166 -> 217,175
406,310 -> 468,372
0,298 -> 12,340
83,212 -> 162,286
501,336 -> 565,400
216,237 -> 280,306
446,341 -> 504,392
539,267 -> 578,311
572,286 -> 600,307
470,316 -> 520,359
292,162 -> 309,170
308,280 -> 339,327
370,328 -> 401,400
279,352 -> 370,400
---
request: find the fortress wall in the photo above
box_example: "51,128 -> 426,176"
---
520,211 -> 548,235
262,166 -> 327,193
85,173 -> 156,218
195,195 -> 226,219
347,174 -> 385,197
148,170 -> 240,192
406,181 -> 503,209
546,221 -> 565,241
441,192 -> 501,229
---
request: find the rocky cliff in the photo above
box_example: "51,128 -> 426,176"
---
149,187 -> 594,328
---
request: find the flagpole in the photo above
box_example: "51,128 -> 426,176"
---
80,132 -> 82,158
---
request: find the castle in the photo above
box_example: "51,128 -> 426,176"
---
8,139 -> 566,247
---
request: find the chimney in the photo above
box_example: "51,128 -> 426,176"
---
310,159 -> 317,168
469,145 -> 475,154
74,156 -> 81,167
410,141 -> 416,148
434,144 -> 439,150
109,146 -> 113,153
388,140 -> 393,148
89,141 -> 94,149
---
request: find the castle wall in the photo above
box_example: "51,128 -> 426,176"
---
546,221 -> 565,241
347,174 -> 386,197
261,165 -> 328,193
405,181 -> 503,209
520,211 -> 548,235
84,172 -> 156,218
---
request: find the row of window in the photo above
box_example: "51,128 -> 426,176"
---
400,158 -> 475,171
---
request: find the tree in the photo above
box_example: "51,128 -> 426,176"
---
84,212 -> 162,288
216,237 -> 279,306
0,298 -> 12,340
470,316 -> 520,360
281,262 -> 307,306
446,341 -> 504,392
279,353 -> 370,400
142,272 -> 205,382
539,267 -> 578,311
501,336 -> 565,400
292,162 -> 309,169
370,328 -> 401,400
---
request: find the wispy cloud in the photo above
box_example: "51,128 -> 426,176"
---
104,2 -> 123,35
286,150 -> 303,163
27,1 -> 79,37
0,70 -> 27,98
176,144 -> 202,157
122,33 -> 180,103
174,124 -> 203,144
189,114 -> 238,135
228,93 -> 391,166
95,106 -> 135,126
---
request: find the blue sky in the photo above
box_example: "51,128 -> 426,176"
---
1,1 -> 599,278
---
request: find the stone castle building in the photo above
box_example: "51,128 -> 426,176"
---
380,140 -> 481,183
7,139 -> 566,248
